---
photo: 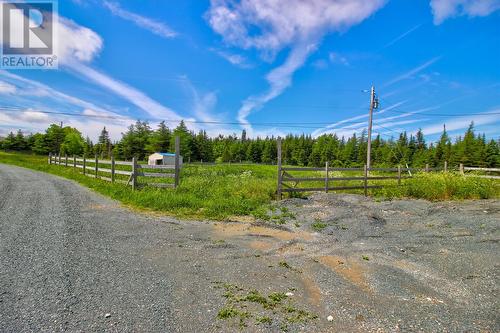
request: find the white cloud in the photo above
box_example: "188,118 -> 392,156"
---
418,111 -> 500,135
103,1 -> 177,39
383,56 -> 442,88
66,62 -> 184,122
1,3 -> 102,65
237,43 -> 317,134
207,0 -> 387,134
1,6 -> 102,64
2,8 -> 185,122
211,48 -> 252,68
329,52 -> 349,66
312,101 -> 407,137
383,24 -> 421,49
0,70 -> 114,116
58,16 -> 103,63
207,0 -> 386,57
430,0 -> 500,24
0,81 -> 16,94
19,110 -> 50,122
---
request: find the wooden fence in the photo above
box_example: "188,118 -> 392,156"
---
459,164 -> 500,179
276,138 -> 451,200
48,137 -> 181,190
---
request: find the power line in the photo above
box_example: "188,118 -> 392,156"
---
0,107 -> 369,129
377,96 -> 500,116
380,108 -> 500,117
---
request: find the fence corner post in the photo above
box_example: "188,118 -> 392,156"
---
132,156 -> 137,190
95,154 -> 99,178
174,136 -> 180,189
65,154 -> 68,167
444,161 -> 448,173
83,155 -> 86,175
425,163 -> 429,173
460,163 -> 464,175
398,165 -> 402,186
363,164 -> 368,197
73,155 -> 76,169
111,154 -> 115,183
58,153 -> 61,165
325,161 -> 329,193
48,152 -> 52,165
277,138 -> 282,200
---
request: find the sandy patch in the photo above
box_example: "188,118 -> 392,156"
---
301,274 -> 322,307
277,243 -> 305,255
213,223 -> 314,242
319,255 -> 371,292
249,240 -> 274,251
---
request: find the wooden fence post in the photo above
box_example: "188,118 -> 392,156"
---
425,163 -> 429,173
73,155 -> 76,169
364,164 -> 368,197
65,154 -> 68,167
398,165 -> 402,186
58,153 -> 61,165
444,161 -> 448,173
174,136 -> 180,189
83,155 -> 86,175
325,161 -> 329,193
131,157 -> 137,191
111,154 -> 115,183
48,153 -> 52,165
95,154 -> 98,178
277,138 -> 282,200
460,163 -> 464,175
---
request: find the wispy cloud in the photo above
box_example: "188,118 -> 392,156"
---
103,1 -> 177,39
430,0 -> 500,24
66,62 -> 184,122
210,48 -> 252,68
383,56 -> 442,88
383,24 -> 422,49
0,72 -> 134,140
329,52 -> 350,66
312,101 -> 407,137
237,43 -> 317,133
207,0 -> 387,134
0,81 -> 16,94
418,110 -> 500,136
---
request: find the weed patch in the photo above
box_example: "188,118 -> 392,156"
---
213,282 -> 317,331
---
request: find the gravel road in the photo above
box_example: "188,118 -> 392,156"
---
1,163 -> 499,332
0,164 -> 184,332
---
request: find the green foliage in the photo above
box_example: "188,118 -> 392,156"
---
380,172 -> 499,200
60,129 -> 85,156
0,152 -> 276,220
1,121 -> 498,169
311,221 -> 327,231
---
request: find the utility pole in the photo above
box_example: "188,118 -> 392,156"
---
366,85 -> 378,171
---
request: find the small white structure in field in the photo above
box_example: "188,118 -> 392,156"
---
148,152 -> 183,166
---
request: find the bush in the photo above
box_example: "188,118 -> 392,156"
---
381,172 -> 498,200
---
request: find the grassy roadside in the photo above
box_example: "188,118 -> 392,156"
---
1,152 -> 498,221
0,151 -> 276,220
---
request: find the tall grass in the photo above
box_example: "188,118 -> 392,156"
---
0,152 -> 276,220
377,172 -> 499,200
1,152 -> 498,220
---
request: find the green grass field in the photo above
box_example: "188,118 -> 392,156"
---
0,151 -> 498,220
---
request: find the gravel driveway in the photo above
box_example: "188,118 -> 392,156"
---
1,163 -> 499,332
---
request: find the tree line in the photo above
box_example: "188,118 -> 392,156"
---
1,120 -> 499,167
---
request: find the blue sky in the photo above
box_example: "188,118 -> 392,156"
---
0,0 -> 499,141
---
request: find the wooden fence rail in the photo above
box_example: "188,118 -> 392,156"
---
48,137 -> 181,190
276,138 -> 459,200
460,164 -> 500,179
